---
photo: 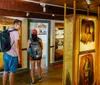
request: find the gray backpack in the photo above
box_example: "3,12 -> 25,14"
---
30,38 -> 42,60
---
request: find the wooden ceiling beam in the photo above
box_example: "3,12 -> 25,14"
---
0,9 -> 64,20
0,1 -> 42,12
0,0 -> 97,20
0,1 -> 64,15
0,9 -> 25,17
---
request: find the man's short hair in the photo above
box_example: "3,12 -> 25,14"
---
13,19 -> 21,24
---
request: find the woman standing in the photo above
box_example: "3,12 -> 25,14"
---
27,29 -> 43,85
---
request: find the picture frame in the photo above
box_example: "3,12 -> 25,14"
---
78,52 -> 95,85
79,18 -> 96,52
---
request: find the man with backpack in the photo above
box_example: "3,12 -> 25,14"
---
27,29 -> 43,85
2,19 -> 21,85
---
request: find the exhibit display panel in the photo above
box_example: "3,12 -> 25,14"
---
50,20 -> 64,64
63,15 -> 98,85
0,17 -> 15,71
63,15 -> 74,85
78,16 -> 97,85
74,15 -> 97,85
29,20 -> 50,68
0,53 -> 3,71
0,17 -> 28,72
55,23 -> 64,61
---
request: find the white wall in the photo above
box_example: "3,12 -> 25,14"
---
22,19 -> 28,68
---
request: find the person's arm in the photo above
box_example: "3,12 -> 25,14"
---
39,39 -> 43,50
15,40 -> 20,64
14,31 -> 20,64
27,40 -> 31,51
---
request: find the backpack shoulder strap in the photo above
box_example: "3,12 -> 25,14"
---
37,37 -> 42,46
30,38 -> 40,45
30,38 -> 32,41
8,29 -> 17,32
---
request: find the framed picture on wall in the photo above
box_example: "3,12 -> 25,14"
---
78,52 -> 95,85
80,18 -> 96,52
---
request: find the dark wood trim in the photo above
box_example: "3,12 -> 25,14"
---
50,46 -> 54,48
22,48 -> 27,50
79,49 -> 95,55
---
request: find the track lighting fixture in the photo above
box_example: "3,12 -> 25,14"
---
40,3 -> 46,12
52,14 -> 55,16
86,0 -> 91,5
26,12 -> 29,16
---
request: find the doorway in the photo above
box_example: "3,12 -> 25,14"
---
29,19 -> 50,68
54,22 -> 64,62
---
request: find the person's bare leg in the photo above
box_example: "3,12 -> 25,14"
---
9,72 -> 15,85
3,72 -> 9,85
30,60 -> 35,83
37,60 -> 42,78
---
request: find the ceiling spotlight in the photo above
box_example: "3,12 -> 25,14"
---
40,3 -> 46,7
43,6 -> 46,12
52,14 -> 55,16
26,12 -> 29,16
40,3 -> 46,12
86,0 -> 91,5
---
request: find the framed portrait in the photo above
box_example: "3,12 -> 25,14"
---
78,52 -> 95,85
80,18 -> 96,52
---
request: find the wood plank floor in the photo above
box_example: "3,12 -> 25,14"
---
0,64 -> 62,85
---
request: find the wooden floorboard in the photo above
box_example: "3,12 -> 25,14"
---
0,64 -> 62,85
